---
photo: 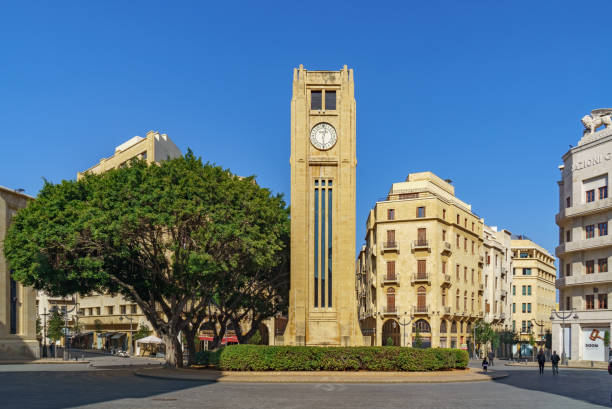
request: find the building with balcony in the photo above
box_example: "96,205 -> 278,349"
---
36,291 -> 79,347
553,110 -> 612,362
510,237 -> 556,345
0,186 -> 39,360
482,225 -> 513,331
358,172 -> 483,349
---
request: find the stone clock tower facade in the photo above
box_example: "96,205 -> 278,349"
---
286,65 -> 361,346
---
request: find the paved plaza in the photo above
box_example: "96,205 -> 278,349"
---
0,360 -> 610,409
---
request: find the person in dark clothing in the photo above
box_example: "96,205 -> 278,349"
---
537,348 -> 546,374
488,351 -> 494,366
550,350 -> 560,375
482,357 -> 489,373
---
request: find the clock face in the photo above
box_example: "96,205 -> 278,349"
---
310,122 -> 337,150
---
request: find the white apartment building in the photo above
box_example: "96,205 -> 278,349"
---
554,109 -> 612,362
482,225 -> 512,331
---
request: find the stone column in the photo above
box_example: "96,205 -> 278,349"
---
571,322 -> 581,361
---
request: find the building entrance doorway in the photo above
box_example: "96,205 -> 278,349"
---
382,319 -> 400,346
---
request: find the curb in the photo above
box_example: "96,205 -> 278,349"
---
90,363 -> 164,370
134,368 -> 509,384
504,363 -> 607,371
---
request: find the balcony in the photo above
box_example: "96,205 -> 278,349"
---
478,256 -> 484,266
411,240 -> 430,252
412,305 -> 429,315
382,274 -> 400,286
556,272 -> 612,288
382,306 -> 398,316
382,241 -> 400,253
478,284 -> 484,294
556,196 -> 612,224
441,241 -> 452,255
411,272 -> 431,285
442,306 -> 453,316
556,235 -> 612,257
440,274 -> 452,288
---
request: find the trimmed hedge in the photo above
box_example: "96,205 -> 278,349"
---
194,345 -> 468,371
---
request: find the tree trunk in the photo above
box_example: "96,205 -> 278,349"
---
162,333 -> 183,368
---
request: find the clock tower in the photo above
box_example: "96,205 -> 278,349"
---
286,65 -> 361,346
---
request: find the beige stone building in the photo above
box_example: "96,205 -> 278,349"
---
74,131 -> 182,351
554,109 -> 612,362
286,65 -> 361,346
0,186 -> 39,359
36,291 -> 78,347
510,238 -> 556,344
482,225 -> 512,331
358,172 -> 483,349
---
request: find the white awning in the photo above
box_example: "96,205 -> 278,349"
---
135,335 -> 163,344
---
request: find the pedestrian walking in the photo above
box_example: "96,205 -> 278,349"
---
551,350 -> 560,375
537,348 -> 545,374
488,350 -> 494,366
482,357 -> 489,373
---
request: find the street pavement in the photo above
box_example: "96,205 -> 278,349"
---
0,359 -> 610,408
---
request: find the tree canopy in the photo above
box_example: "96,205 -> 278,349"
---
5,152 -> 290,367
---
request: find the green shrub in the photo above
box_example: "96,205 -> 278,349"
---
193,345 -> 469,371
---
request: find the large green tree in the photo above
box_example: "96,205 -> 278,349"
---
5,153 -> 290,367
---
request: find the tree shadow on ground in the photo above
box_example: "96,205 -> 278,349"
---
493,367 -> 611,407
0,369 -> 220,409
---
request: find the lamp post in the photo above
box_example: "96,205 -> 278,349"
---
550,309 -> 578,366
63,302 -> 79,360
119,315 -> 134,355
397,312 -> 414,347
41,308 -> 49,358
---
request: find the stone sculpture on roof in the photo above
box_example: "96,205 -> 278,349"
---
581,108 -> 612,135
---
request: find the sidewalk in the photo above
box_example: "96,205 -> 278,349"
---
0,358 -> 90,365
135,367 -> 508,383
505,361 -> 608,370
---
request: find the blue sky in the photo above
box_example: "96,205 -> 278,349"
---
2,1 -> 612,259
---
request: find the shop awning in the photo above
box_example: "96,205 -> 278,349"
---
111,333 -> 126,340
199,335 -> 239,343
100,332 -> 116,338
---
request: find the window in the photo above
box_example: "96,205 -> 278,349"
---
131,305 -> 137,314
527,303 -> 531,313
520,252 -> 528,258
598,222 -> 608,236
443,209 -> 446,219
457,214 -> 460,224
566,196 -> 571,208
106,306 -> 114,315
311,90 -> 322,110
598,294 -> 608,309
464,291 -> 467,310
456,264 -> 460,280
387,209 -> 395,220
566,230 -> 571,242
527,285 -> 532,296
456,234 -> 460,247
442,261 -> 447,274
586,225 -> 595,238
120,305 -> 126,315
523,268 -> 531,275
512,320 -> 516,331
495,277 -> 498,289
471,293 -> 474,311
472,222 -> 475,231
471,241 -> 474,254
586,189 -> 595,203
464,238 -> 467,251
464,218 -> 467,228
471,269 -> 474,284
96,307 -> 101,315
512,285 -> 516,295
456,290 -> 460,309
522,303 -> 526,313
386,261 -> 396,280
586,294 -> 595,310
565,297 -> 571,310
442,230 -> 446,241
512,303 -> 516,313
442,289 -> 447,306
417,206 -> 426,218
600,186 -> 608,200
586,260 -> 595,274
522,285 -> 526,296
599,258 -> 608,273
325,90 -> 336,110
522,320 -> 526,332
88,308 -> 93,316
486,253 -> 491,265
464,267 -> 467,281
565,263 -> 571,276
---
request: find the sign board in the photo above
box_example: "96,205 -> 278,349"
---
582,328 -> 607,362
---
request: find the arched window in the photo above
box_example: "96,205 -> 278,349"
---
386,287 -> 395,313
471,292 -> 475,311
466,322 -> 471,333
440,319 -> 447,333
450,321 -> 457,333
417,286 -> 426,309
413,319 -> 431,333
456,289 -> 460,309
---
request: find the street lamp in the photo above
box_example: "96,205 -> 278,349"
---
40,308 -> 50,358
397,311 -> 414,347
119,315 -> 134,355
550,309 -> 578,366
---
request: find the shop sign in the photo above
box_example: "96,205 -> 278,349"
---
582,328 -> 607,362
